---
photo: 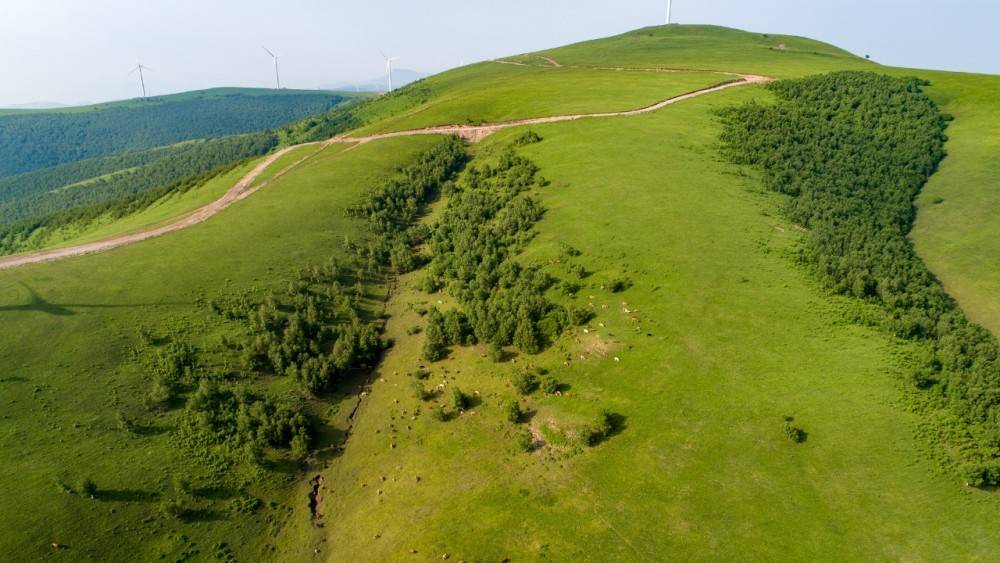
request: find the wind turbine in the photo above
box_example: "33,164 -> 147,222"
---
380,50 -> 400,93
262,47 -> 281,89
130,63 -> 150,98
666,0 -> 673,25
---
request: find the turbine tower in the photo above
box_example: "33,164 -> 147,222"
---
263,47 -> 281,89
666,0 -> 673,25
380,51 -> 400,93
130,64 -> 150,98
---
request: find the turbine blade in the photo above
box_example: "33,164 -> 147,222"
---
262,46 -> 276,58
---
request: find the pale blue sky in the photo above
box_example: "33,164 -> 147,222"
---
0,0 -> 996,106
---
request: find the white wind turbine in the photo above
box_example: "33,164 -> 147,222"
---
130,63 -> 151,98
262,46 -> 281,89
666,0 -> 673,25
380,50 -> 400,93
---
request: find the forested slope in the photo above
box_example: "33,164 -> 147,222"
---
0,88 -> 355,178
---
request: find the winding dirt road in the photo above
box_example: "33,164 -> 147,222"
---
0,69 -> 770,271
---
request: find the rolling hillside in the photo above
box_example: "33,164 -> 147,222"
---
1,24 -> 999,561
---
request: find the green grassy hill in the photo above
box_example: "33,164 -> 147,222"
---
1,24 -> 999,561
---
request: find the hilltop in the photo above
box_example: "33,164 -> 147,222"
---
1,23 -> 999,562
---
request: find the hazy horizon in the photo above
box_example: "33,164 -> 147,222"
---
1,0 -> 996,107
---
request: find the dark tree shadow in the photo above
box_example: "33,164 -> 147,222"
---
96,489 -> 161,503
0,282 -> 186,316
606,412 -> 628,439
192,486 -> 239,501
520,408 -> 539,424
130,422 -> 170,437
0,376 -> 29,383
178,508 -> 227,522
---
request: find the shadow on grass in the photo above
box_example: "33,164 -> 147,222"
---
192,486 -> 239,501
97,489 -> 161,503
0,283 -> 187,316
606,412 -> 628,439
0,376 -> 29,383
179,508 -> 228,522
130,422 -> 170,437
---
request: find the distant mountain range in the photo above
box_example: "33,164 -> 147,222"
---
322,68 -> 427,92
2,101 -> 74,110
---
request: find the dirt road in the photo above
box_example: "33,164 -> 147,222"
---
0,69 -> 770,271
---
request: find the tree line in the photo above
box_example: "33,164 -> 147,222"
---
0,132 -> 278,229
720,71 -> 1000,486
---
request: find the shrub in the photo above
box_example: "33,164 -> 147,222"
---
540,377 -> 559,395
783,421 -> 806,443
516,429 -> 535,452
568,306 -> 594,326
609,277 -> 631,293
411,381 -> 432,401
430,406 -> 448,422
450,387 -> 469,410
503,399 -> 523,423
559,281 -> 581,296
489,342 -> 505,363
511,369 -> 539,396
513,130 -> 543,146
145,378 -> 175,411
583,410 -> 615,446
422,309 -> 449,362
290,433 -> 310,460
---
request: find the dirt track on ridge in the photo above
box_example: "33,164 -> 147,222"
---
0,68 -> 771,271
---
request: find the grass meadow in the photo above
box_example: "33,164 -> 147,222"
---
0,136 -> 439,560
910,71 -> 1000,335
299,85 -> 1000,560
1,23 -> 999,561
355,64 -> 728,135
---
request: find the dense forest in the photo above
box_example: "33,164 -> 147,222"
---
721,71 -> 1000,486
0,133 -> 278,226
0,90 -> 350,178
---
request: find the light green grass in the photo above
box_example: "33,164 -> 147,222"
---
40,161 -> 260,249
520,24 -> 875,78
303,85 -> 1000,561
355,64 -> 727,134
909,71 -> 1000,335
3,23 -> 1000,561
0,135 -> 440,560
